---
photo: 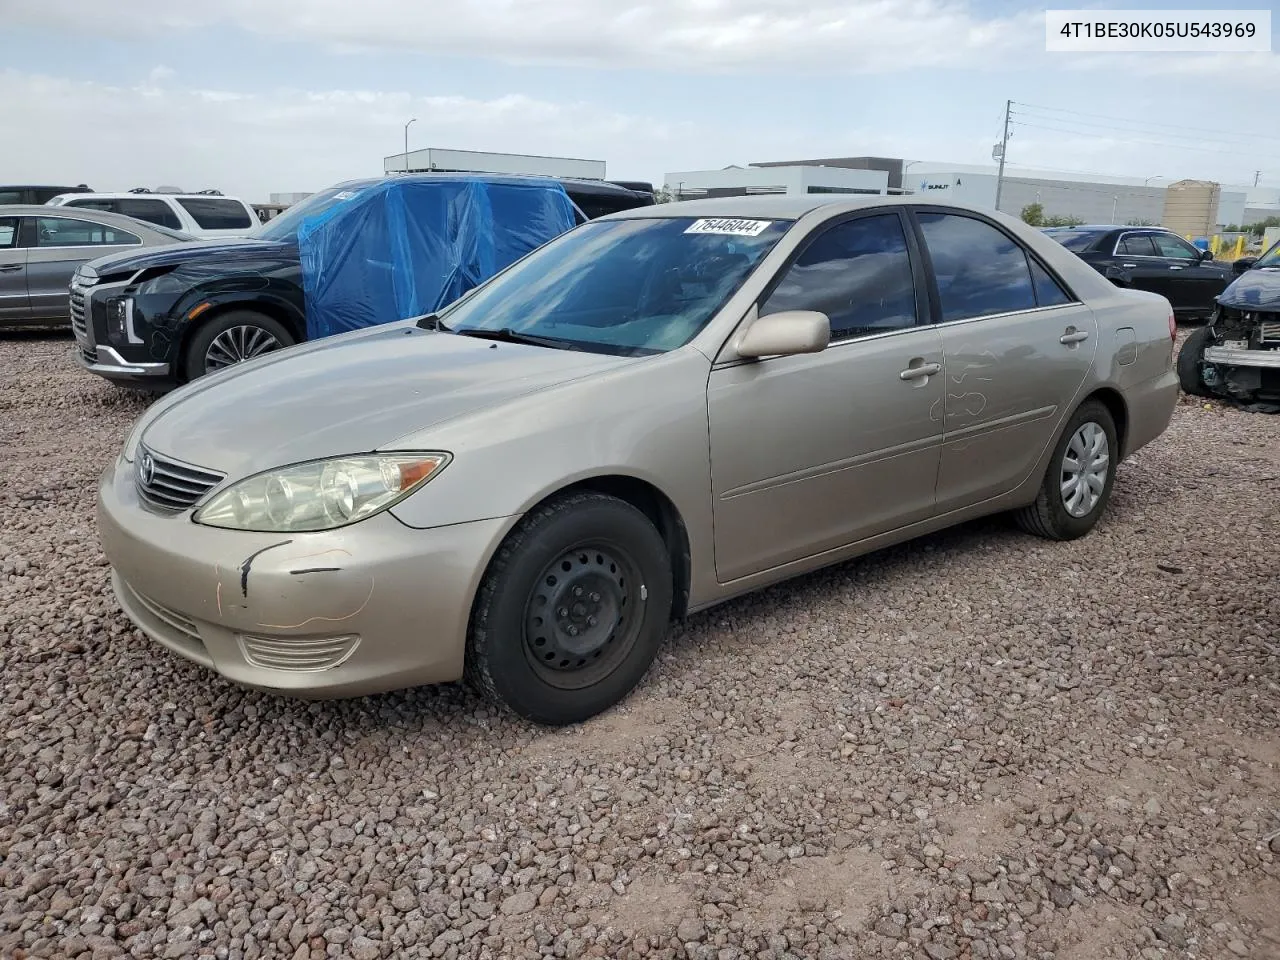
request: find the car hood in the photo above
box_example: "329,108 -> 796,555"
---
138,323 -> 638,480
84,238 -> 295,278
1217,266 -> 1280,311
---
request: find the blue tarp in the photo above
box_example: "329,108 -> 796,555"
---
296,177 -> 578,340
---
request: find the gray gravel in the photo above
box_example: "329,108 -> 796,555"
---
1,329 -> 1278,960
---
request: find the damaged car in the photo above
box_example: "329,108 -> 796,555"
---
1178,239 -> 1280,409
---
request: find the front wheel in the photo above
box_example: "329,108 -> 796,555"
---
1014,400 -> 1118,541
466,492 -> 673,726
183,310 -> 295,381
1177,326 -> 1213,397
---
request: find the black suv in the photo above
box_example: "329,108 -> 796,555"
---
1043,224 -> 1233,321
71,175 -> 654,388
0,184 -> 92,205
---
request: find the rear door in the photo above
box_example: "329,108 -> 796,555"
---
0,216 -> 29,322
26,215 -> 142,320
913,209 -> 1099,512
1111,232 -> 1177,302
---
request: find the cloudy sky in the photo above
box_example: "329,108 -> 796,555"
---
1,0 -> 1277,202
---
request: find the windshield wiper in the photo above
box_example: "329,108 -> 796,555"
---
450,326 -> 581,350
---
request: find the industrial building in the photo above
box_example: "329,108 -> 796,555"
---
664,157 -> 1253,234
384,147 -> 607,181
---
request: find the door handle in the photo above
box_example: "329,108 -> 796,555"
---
1060,330 -> 1090,345
899,360 -> 942,381
0,264 -> 21,273
1169,265 -> 1184,270
1121,263 -> 1137,268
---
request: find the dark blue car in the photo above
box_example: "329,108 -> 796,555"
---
1177,238 -> 1280,408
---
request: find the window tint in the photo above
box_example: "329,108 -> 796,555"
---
0,190 -> 23,205
34,217 -> 140,247
1029,259 -> 1072,307
917,213 -> 1035,322
0,217 -> 17,248
118,198 -> 183,230
175,197 -> 252,230
66,198 -> 119,213
1048,230 -> 1103,253
1152,233 -> 1198,260
761,214 -> 917,341
1116,234 -> 1157,257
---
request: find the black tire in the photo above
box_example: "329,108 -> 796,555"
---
1177,326 -> 1212,397
465,492 -> 673,726
1015,399 -> 1118,541
182,310 -> 295,381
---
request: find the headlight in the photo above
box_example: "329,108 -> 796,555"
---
193,453 -> 450,532
120,415 -> 149,463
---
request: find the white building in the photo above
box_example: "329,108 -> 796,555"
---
384,147 -> 606,181
664,163 -> 890,200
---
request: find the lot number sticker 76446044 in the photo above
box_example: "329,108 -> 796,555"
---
684,218 -> 774,237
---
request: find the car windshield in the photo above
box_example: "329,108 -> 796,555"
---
1046,230 -> 1103,253
253,185 -> 370,242
437,216 -> 791,356
1256,240 -> 1280,268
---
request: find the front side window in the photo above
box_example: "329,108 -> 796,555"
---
175,197 -> 253,230
0,217 -> 17,248
1256,240 -> 1280,268
1117,234 -> 1158,257
918,213 -> 1036,322
440,217 -> 790,355
1152,233 -> 1199,260
34,217 -> 140,247
761,213 -> 918,341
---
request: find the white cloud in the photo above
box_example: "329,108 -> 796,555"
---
5,0 -> 1043,72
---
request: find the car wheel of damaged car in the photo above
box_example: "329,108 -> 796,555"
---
466,492 -> 673,726
1015,400 -> 1118,541
1176,326 -> 1212,397
184,310 -> 295,380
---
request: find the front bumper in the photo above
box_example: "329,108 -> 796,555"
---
73,344 -> 171,383
1203,345 -> 1280,369
97,456 -> 513,697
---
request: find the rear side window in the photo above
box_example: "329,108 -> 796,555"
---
118,198 -> 183,230
1117,234 -> 1158,257
1029,259 -> 1073,307
66,198 -> 119,213
0,190 -> 24,205
175,197 -> 253,230
34,217 -> 140,247
917,213 -> 1036,322
762,213 -> 918,341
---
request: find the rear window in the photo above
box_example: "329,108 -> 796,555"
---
1047,230 -> 1104,253
176,197 -> 253,230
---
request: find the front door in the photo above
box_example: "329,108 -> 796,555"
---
0,216 -> 28,322
1149,232 -> 1229,316
26,215 -> 142,320
707,210 -> 945,582
911,211 -> 1099,512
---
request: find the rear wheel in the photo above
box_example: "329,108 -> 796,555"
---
1015,400 -> 1118,541
183,310 -> 294,381
1177,326 -> 1212,397
466,492 -> 673,726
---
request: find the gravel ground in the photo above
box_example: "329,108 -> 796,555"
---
1,329 -> 1278,960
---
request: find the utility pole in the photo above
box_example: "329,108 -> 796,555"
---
993,99 -> 1012,213
1255,170 -> 1263,187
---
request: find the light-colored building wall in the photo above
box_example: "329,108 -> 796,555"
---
384,148 -> 606,180
663,165 -> 888,198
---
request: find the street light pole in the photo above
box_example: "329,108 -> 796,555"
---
403,118 -> 417,173
1112,195 -> 1119,221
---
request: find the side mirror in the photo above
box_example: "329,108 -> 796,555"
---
736,309 -> 831,359
1233,257 -> 1257,275
1199,248 -> 1214,261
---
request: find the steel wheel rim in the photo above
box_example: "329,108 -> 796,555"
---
1060,421 -> 1109,518
522,542 -> 645,690
205,325 -> 282,371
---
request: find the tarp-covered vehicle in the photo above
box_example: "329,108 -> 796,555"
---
1178,239 -> 1280,410
70,174 -> 647,389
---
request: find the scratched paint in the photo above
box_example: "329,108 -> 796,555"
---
255,578 -> 376,631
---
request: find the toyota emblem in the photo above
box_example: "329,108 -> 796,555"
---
139,452 -> 155,487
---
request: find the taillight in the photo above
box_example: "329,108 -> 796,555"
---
1168,312 -> 1176,341
1169,311 -> 1177,365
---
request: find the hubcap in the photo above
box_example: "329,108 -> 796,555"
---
205,325 -> 283,371
1060,421 -> 1109,518
523,545 -> 644,689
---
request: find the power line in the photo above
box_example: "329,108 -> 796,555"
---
1010,107 -> 1277,154
1007,120 -> 1280,167
1013,100 -> 1280,146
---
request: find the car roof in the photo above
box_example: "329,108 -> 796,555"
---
334,173 -> 652,198
0,203 -> 183,231
592,193 -> 1012,222
51,192 -> 250,201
